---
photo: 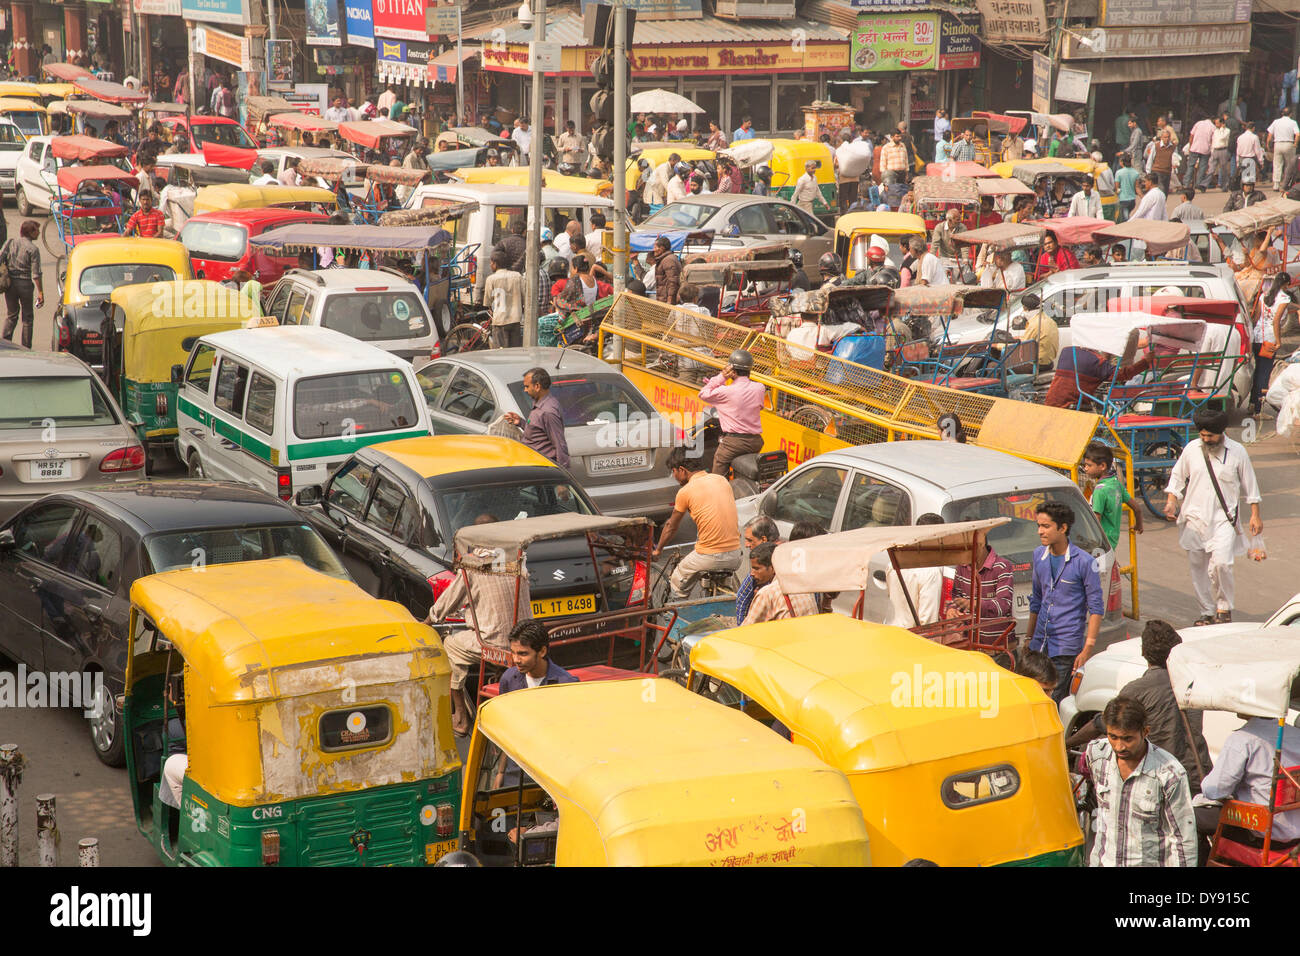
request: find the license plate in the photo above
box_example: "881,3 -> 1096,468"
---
531,593 -> 597,618
425,839 -> 458,865
29,459 -> 71,481
1014,586 -> 1032,615
587,450 -> 649,475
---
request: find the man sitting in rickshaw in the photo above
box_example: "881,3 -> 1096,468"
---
979,249 -> 1025,292
426,517 -> 534,736
741,542 -> 818,626
1197,714 -> 1300,855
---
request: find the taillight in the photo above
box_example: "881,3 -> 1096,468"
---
1106,562 -> 1121,614
155,392 -> 168,417
57,321 -> 71,350
261,829 -> 280,865
1069,669 -> 1084,696
277,469 -> 292,502
100,445 -> 145,472
436,804 -> 454,837
627,560 -> 647,606
429,341 -> 442,359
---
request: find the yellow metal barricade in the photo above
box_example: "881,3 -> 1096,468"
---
599,292 -> 1140,617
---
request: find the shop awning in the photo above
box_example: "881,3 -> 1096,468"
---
1061,54 -> 1243,85
428,48 -> 479,85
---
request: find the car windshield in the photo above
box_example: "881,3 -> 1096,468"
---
179,221 -> 247,262
507,373 -> 654,428
320,291 -> 430,341
143,523 -> 349,578
437,480 -> 594,544
79,263 -> 178,296
192,122 -> 257,149
640,202 -> 716,231
942,486 -> 1110,569
4,113 -> 39,137
293,369 -> 420,439
0,375 -> 117,430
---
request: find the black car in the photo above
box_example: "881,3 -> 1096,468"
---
294,440 -> 644,628
0,480 -> 349,766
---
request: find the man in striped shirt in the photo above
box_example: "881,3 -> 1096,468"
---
1084,696 -> 1197,867
124,192 -> 166,238
943,544 -> 1013,645
879,130 -> 910,185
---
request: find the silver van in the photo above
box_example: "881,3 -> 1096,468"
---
734,441 -> 1132,650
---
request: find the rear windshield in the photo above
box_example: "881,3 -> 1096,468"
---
79,263 -> 179,296
436,480 -> 594,544
507,373 -> 653,428
143,524 -> 349,578
192,123 -> 257,149
179,221 -> 247,262
293,369 -> 420,439
7,112 -> 42,136
641,202 -> 715,231
320,291 -> 430,341
941,486 -> 1110,568
0,375 -> 117,430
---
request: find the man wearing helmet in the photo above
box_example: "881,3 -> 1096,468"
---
846,236 -> 900,288
753,165 -> 772,197
698,349 -> 766,479
817,251 -> 845,289
484,148 -> 502,167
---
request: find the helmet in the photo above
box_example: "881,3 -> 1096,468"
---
818,252 -> 844,275
540,226 -> 554,242
547,257 -> 570,279
486,148 -> 499,158
728,349 -> 754,375
675,163 -> 690,177
637,158 -> 651,172
866,245 -> 886,263
557,162 -> 577,176
788,248 -> 803,268
756,165 -> 772,182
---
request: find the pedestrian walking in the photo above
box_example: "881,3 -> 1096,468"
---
1250,272 -> 1294,413
879,129 -> 910,186
1185,114 -> 1215,189
1163,406 -> 1262,626
1,220 -> 42,349
1236,121 -> 1264,184
1267,106 -> 1300,192
1130,173 -> 1168,221
1210,116 -> 1232,190
1115,154 -> 1140,220
482,250 -> 524,349
949,128 -> 977,163
1148,129 -> 1176,194
648,235 -> 681,304
1025,501 -> 1104,702
791,160 -> 820,214
1083,696 -> 1198,867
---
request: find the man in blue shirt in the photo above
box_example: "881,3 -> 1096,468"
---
1026,501 -> 1105,702
735,516 -> 778,624
733,116 -> 755,142
498,620 -> 579,694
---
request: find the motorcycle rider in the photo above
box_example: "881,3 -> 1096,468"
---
817,251 -> 845,289
698,348 -> 766,479
845,235 -> 901,288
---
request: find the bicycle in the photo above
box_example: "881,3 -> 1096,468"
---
647,542 -> 741,680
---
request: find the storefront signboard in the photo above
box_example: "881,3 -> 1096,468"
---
938,14 -> 980,70
482,40 -> 849,76
1099,0 -> 1251,27
974,0 -> 1047,45
1065,22 -> 1251,57
194,25 -> 250,70
307,0 -> 342,46
267,38 -> 294,86
1031,50 -> 1051,113
345,1 -> 374,48
1055,66 -> 1091,103
180,0 -> 249,26
373,0 -> 426,42
850,14 -> 937,72
134,0 -> 182,15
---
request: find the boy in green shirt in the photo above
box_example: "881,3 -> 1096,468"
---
1083,441 -> 1143,551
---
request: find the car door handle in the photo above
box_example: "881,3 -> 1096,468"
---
85,604 -> 103,621
17,569 -> 42,590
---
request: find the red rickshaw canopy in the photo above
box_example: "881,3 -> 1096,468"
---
72,77 -> 149,106
50,135 -> 130,161
57,165 -> 139,192
339,119 -> 418,150
270,113 -> 339,133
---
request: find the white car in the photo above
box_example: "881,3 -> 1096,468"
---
0,119 -> 27,200
1058,592 -> 1300,759
14,134 -> 131,217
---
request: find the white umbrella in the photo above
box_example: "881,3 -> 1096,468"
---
630,88 -> 705,115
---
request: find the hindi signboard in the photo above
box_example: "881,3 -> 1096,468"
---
1065,22 -> 1250,57
1031,51 -> 1051,114
1099,0 -> 1251,26
1055,67 -> 1091,104
850,13 -> 938,72
975,0 -> 1047,45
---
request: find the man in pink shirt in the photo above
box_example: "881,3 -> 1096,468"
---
698,348 -> 766,479
1185,115 -> 1215,191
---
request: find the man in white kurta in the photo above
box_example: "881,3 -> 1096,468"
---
1163,408 -> 1263,624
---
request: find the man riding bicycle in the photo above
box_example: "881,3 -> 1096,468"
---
653,446 -> 742,599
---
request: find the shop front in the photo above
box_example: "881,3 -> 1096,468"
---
376,37 -> 437,134
134,0 -> 186,97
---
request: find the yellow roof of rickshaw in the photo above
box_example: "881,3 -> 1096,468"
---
689,616 -> 1063,773
624,146 -> 716,190
0,82 -> 42,99
474,678 -> 870,865
193,183 -> 338,214
35,82 -> 76,99
375,435 -> 556,480
0,98 -> 45,113
990,157 -> 1102,178
130,558 -> 447,706
836,211 -> 927,238
112,279 -> 249,379
73,236 -> 190,272
452,166 -> 612,195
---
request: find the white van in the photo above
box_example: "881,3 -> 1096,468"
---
404,183 -> 614,301
175,326 -> 432,501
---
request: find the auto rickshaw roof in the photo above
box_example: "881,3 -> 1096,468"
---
836,211 -> 927,238
269,111 -> 338,133
129,558 -> 446,706
339,118 -> 417,148
111,280 -> 249,380
0,98 -> 45,112
73,236 -> 189,273
250,222 -> 451,253
453,167 -> 611,196
924,160 -> 998,178
192,183 -> 338,213
1031,215 -> 1112,247
373,435 -> 555,482
377,197 -> 483,227
1092,219 -> 1191,255
0,82 -> 43,98
910,175 -> 980,202
951,115 -> 1013,136
1169,631 -> 1300,720
453,513 -> 653,570
66,98 -> 131,118
952,221 -> 1044,251
474,678 -> 870,866
976,177 -> 1034,197
1008,161 -> 1084,186
57,164 -> 137,192
365,164 -> 429,186
36,82 -> 76,99
50,133 -> 129,160
72,77 -> 148,105
688,616 -> 1063,773
1205,195 -> 1300,238
43,62 -> 94,82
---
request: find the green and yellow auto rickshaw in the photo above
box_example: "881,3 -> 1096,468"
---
101,279 -> 254,470
125,558 -> 462,866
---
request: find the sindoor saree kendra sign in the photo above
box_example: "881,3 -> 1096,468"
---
975,0 -> 1047,44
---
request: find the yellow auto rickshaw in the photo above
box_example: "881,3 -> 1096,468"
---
125,559 -> 462,867
834,210 -> 927,278
0,97 -> 47,136
0,81 -> 43,100
34,81 -> 76,106
192,183 -> 339,215
624,145 -> 716,194
452,166 -> 612,197
458,678 -> 871,866
990,156 -> 1118,220
761,138 -> 837,218
686,615 -> 1085,867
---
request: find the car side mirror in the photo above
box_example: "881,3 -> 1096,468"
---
759,492 -> 776,517
170,364 -> 184,384
0,528 -> 14,550
181,336 -> 198,352
295,485 -> 322,506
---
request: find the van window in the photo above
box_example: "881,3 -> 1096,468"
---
320,291 -> 430,341
941,486 -> 1111,569
244,372 -> 276,435
184,343 -> 217,393
283,288 -> 309,325
213,358 -> 250,415
294,370 -> 420,439
327,459 -> 374,518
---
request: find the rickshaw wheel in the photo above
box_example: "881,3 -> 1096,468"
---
657,667 -> 690,688
41,219 -> 66,260
444,323 -> 489,353
790,404 -> 834,432
1137,440 -> 1182,521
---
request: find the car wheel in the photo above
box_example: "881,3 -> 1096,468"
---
15,186 -> 31,217
187,451 -> 205,479
87,675 -> 126,768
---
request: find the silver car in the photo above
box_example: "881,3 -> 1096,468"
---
734,440 -> 1131,650
414,348 -> 680,520
0,351 -> 146,522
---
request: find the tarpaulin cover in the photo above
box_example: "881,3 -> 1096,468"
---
72,77 -> 148,105
1033,216 -> 1112,246
202,141 -> 259,170
250,223 -> 452,253
1092,219 -> 1192,256
339,119 -> 417,149
952,221 -> 1045,251
1169,634 -> 1300,719
270,112 -> 339,132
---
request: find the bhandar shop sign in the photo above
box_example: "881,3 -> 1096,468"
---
1099,0 -> 1251,26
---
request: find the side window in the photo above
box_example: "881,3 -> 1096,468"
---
299,292 -> 318,324
213,358 -> 250,415
11,502 -> 80,564
768,204 -> 810,236
283,288 -> 308,326
841,473 -> 913,530
326,459 -> 374,519
418,363 -> 455,408
795,207 -> 827,235
441,369 -> 497,423
769,466 -> 848,528
731,204 -> 773,235
244,372 -> 277,435
61,514 -> 123,592
29,141 -> 44,164
265,282 -> 292,321
1134,283 -> 1205,299
184,343 -> 217,393
364,473 -> 412,538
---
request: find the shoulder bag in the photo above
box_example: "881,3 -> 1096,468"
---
0,239 -> 11,294
1201,444 -> 1239,528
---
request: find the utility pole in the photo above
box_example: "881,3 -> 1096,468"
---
456,2 -> 465,125
268,0 -> 278,41
523,0 -> 547,347
612,0 -> 627,298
